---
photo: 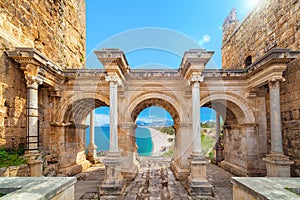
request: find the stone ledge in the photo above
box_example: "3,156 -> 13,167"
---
0,177 -> 77,200
232,177 -> 300,200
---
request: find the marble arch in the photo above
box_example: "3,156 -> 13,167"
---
200,93 -> 255,125
128,93 -> 181,127
7,47 -> 299,196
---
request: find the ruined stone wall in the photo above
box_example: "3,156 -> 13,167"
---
222,0 -> 300,177
264,60 -> 300,177
281,59 -> 300,176
0,0 -> 86,148
222,0 -> 300,69
0,0 -> 86,68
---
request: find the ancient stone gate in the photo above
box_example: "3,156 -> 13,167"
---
6,47 -> 299,190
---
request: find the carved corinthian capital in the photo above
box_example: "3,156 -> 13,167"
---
105,75 -> 121,86
21,63 -> 43,88
189,75 -> 204,86
268,77 -> 285,89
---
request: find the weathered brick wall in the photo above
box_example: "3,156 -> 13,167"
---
0,0 -> 86,68
0,0 -> 86,148
0,37 -> 27,148
281,59 -> 300,176
222,0 -> 300,69
222,0 -> 300,176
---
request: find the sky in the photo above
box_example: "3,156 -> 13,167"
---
85,0 -> 261,124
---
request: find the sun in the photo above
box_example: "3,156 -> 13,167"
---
246,0 -> 262,10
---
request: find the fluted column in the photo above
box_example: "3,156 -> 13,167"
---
215,112 -> 220,144
22,64 -> 43,177
187,75 -> 212,196
214,112 -> 223,163
106,75 -> 120,152
25,74 -> 42,155
190,75 -> 203,156
99,75 -> 124,197
268,79 -> 284,154
263,77 -> 294,177
87,110 -> 97,162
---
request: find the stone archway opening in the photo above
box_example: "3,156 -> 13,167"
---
134,106 -> 175,157
129,97 -> 181,161
55,97 -> 109,174
200,107 -> 224,161
201,96 -> 260,176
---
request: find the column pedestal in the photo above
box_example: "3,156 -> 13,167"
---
263,154 -> 294,177
187,155 -> 213,197
24,150 -> 43,177
98,152 -> 124,198
171,160 -> 190,180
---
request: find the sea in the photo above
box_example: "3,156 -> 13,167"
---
86,126 -> 153,156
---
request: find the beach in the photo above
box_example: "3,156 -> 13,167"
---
147,127 -> 173,156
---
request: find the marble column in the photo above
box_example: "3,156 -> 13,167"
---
191,76 -> 202,156
24,74 -> 43,177
87,110 -> 97,162
26,76 -> 41,154
109,76 -> 119,152
263,78 -> 294,177
99,75 -> 124,197
269,80 -> 283,154
187,75 -> 212,197
214,112 -> 223,163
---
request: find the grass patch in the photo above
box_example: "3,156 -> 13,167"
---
285,188 -> 300,196
201,134 -> 215,156
0,148 -> 27,168
159,127 -> 175,135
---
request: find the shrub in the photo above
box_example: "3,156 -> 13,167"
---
0,148 -> 27,168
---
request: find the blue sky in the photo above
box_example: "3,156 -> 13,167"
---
85,0 -> 260,123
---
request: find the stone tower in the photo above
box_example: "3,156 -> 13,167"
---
222,8 -> 240,45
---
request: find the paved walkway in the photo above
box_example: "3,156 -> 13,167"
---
75,158 -> 234,200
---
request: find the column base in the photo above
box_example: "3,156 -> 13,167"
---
187,155 -> 213,197
187,176 -> 213,197
121,165 -> 138,181
170,160 -> 190,180
98,182 -> 124,199
98,151 -> 124,199
263,153 -> 294,177
24,150 -> 43,177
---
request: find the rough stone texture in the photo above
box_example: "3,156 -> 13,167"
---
0,0 -> 86,68
280,59 -> 300,176
222,0 -> 300,177
0,164 -> 29,177
222,0 -> 300,69
0,176 -> 77,200
0,0 -> 86,150
232,177 -> 300,200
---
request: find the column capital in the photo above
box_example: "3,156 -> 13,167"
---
189,75 -> 204,86
268,77 -> 285,89
21,63 -> 43,88
105,75 -> 121,86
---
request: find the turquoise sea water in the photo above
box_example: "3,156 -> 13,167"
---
86,126 -> 153,156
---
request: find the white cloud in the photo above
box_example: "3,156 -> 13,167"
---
86,114 -> 110,126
